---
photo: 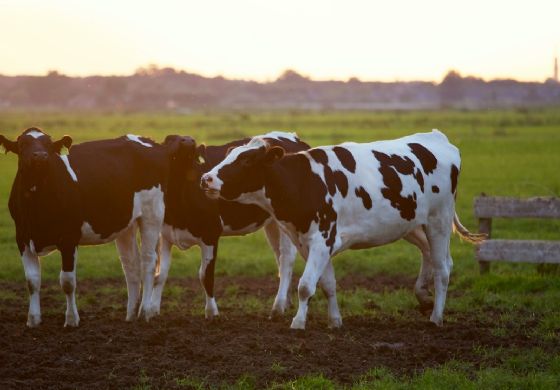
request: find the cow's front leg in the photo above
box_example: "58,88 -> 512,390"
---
199,244 -> 219,319
60,245 -> 79,327
22,244 -> 42,327
319,260 -> 342,328
151,237 -> 172,315
291,244 -> 330,330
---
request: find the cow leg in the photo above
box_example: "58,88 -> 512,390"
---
426,212 -> 454,327
403,226 -> 434,312
60,246 -> 80,327
137,220 -> 161,321
319,260 -> 342,328
291,245 -> 330,330
151,237 -> 172,315
22,244 -> 42,327
115,224 -> 141,321
264,222 -> 297,317
199,244 -> 219,319
136,187 -> 165,321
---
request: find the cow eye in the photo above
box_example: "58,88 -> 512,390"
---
242,153 -> 257,166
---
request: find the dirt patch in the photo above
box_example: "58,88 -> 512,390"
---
0,276 -> 554,389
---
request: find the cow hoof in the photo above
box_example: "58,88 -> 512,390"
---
151,304 -> 161,317
139,306 -> 157,322
27,314 -> 41,328
429,315 -> 443,327
125,312 -> 137,322
290,317 -> 306,330
205,299 -> 219,319
269,310 -> 285,321
205,310 -> 220,320
271,299 -> 288,314
64,317 -> 80,328
328,317 -> 343,329
269,304 -> 287,320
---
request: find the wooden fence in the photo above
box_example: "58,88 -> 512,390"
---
473,195 -> 560,274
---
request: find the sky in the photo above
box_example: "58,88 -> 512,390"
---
0,0 -> 559,82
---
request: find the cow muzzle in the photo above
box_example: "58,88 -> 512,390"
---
32,151 -> 48,163
200,173 -> 221,199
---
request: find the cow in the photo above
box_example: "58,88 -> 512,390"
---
201,129 -> 485,329
151,132 -> 310,319
0,127 -> 184,327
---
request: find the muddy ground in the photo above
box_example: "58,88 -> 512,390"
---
0,275 -> 554,389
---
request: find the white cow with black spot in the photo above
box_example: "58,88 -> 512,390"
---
201,130 -> 485,329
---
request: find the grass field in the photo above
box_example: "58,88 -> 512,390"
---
0,109 -> 559,388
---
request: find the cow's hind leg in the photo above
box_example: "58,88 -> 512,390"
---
151,237 -> 172,315
60,245 -> 80,327
264,222 -> 297,317
115,223 -> 141,321
199,243 -> 219,319
319,260 -> 342,328
403,226 -> 433,313
291,244 -> 330,330
22,244 -> 42,327
425,211 -> 454,327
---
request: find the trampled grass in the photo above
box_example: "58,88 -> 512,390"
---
1,109 -> 559,388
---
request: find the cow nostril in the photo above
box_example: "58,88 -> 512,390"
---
32,151 -> 48,160
206,177 -> 213,183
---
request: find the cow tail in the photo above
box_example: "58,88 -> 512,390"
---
452,212 -> 487,244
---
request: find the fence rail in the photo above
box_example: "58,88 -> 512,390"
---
473,195 -> 560,273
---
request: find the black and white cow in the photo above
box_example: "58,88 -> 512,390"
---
152,132 -> 310,318
0,128 -> 182,327
201,130 -> 485,329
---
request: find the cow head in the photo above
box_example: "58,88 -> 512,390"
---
163,135 -> 201,181
201,137 -> 285,201
0,128 -> 72,172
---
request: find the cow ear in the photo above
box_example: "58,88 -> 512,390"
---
52,135 -> 73,153
196,144 -> 206,164
264,146 -> 285,164
0,135 -> 19,154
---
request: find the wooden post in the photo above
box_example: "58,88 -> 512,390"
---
478,218 -> 492,274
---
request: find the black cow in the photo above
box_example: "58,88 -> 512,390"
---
0,128 -> 189,327
151,131 -> 310,318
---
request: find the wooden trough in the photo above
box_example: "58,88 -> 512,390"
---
473,195 -> 560,274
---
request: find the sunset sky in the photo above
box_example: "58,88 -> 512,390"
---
1,0 -> 559,82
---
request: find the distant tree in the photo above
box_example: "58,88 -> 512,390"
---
22,70 -> 71,106
440,70 -> 465,107
103,77 -> 127,96
276,69 -> 310,83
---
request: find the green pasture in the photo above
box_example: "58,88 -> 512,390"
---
1,109 -> 559,388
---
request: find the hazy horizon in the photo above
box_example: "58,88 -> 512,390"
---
1,0 -> 559,82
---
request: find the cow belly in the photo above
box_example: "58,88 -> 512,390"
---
336,212 -> 422,253
162,224 -> 200,249
221,218 -> 269,236
79,221 -> 129,245
79,186 -> 161,245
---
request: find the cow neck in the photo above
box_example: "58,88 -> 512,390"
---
165,157 -> 203,218
262,153 -> 306,219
